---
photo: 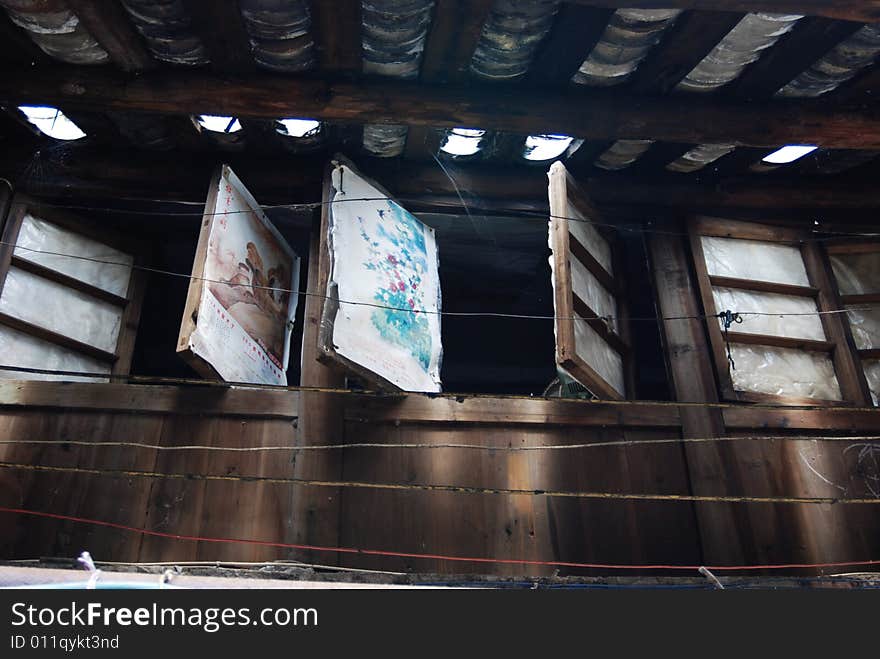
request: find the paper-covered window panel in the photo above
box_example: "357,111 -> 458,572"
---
573,315 -> 625,397
570,256 -> 617,333
14,214 -> 134,297
830,252 -> 880,296
0,325 -> 110,382
0,267 -> 123,352
728,344 -> 842,401
565,201 -> 613,276
864,360 -> 880,405
711,287 -> 825,341
845,306 -> 880,350
701,235 -> 810,286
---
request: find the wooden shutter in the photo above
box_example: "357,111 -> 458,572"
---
547,162 -> 630,400
0,198 -> 145,380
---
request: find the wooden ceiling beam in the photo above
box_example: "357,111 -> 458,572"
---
564,1 -> 880,23
4,144 -> 880,213
66,0 -> 155,72
1,67 -> 878,149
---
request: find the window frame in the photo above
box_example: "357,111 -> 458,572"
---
0,196 -> 147,378
688,216 -> 870,407
825,239 -> 880,402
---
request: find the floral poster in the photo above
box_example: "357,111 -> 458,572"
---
183,166 -> 300,385
326,163 -> 442,392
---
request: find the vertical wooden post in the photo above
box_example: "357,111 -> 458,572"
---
648,229 -> 747,566
288,166 -> 346,564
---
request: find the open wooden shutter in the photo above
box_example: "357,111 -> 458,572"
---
547,162 -> 629,400
318,159 -> 443,393
177,165 -> 301,385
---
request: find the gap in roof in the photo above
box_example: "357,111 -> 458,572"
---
762,145 -> 818,164
197,115 -> 242,133
18,106 -> 85,140
524,134 -> 573,161
276,118 -> 321,137
440,128 -> 485,156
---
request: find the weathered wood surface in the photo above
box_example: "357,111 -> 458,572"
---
1,68 -> 878,149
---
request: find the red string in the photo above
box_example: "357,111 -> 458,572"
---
2,505 -> 879,572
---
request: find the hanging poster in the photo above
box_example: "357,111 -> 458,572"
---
321,162 -> 442,392
177,165 -> 300,385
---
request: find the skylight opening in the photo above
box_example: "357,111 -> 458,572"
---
523,134 -> 574,161
440,128 -> 485,156
276,118 -> 321,138
762,145 -> 818,164
197,115 -> 242,133
18,105 -> 85,141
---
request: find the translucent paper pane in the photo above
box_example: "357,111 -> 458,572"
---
570,257 -> 617,333
15,214 -> 133,296
0,324 -> 110,382
864,359 -> 880,405
712,287 -> 825,340
830,252 -> 880,296
573,314 -> 624,397
0,267 -> 122,352
701,235 -> 809,286
566,201 -> 613,275
729,344 -> 842,401
847,306 -> 880,350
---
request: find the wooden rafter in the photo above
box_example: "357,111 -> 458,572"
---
527,4 -> 615,85
421,0 -> 493,83
626,10 -> 744,95
310,0 -> 362,75
2,67 -> 879,149
66,0 -> 155,72
181,0 -> 255,74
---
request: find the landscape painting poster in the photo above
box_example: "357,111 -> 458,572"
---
324,162 -> 442,392
178,165 -> 300,385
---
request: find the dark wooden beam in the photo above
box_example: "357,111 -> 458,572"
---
181,0 -> 255,74
309,0 -> 362,75
565,1 -> 880,23
627,10 -> 743,95
66,0 -> 155,72
3,67 -> 879,149
527,5 -> 614,86
421,0 -> 493,83
5,144 -> 880,214
727,17 -> 864,99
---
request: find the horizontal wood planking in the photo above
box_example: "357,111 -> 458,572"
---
0,382 -> 299,418
2,68 -> 880,149
345,395 -> 681,427
723,406 -> 880,429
